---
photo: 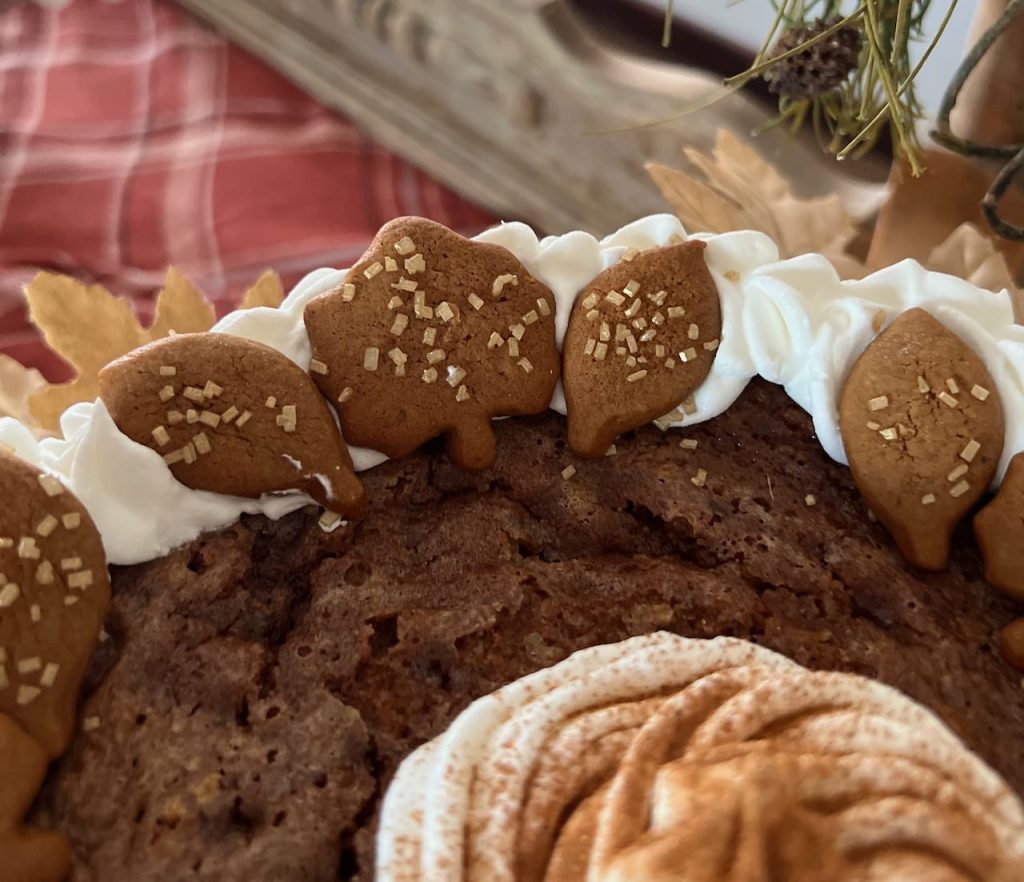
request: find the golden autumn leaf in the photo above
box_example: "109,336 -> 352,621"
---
647,129 -> 858,266
25,267 -> 286,432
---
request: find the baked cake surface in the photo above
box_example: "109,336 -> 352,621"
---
36,380 -> 1024,881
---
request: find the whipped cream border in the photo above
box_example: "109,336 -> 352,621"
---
2,214 -> 1022,565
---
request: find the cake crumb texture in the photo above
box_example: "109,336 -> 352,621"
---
36,380 -> 1024,881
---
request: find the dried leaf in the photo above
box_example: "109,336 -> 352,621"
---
240,270 -> 285,309
0,354 -> 46,429
26,269 -> 216,431
925,223 -> 1024,323
647,128 -> 858,267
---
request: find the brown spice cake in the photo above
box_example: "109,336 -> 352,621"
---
34,379 -> 1024,881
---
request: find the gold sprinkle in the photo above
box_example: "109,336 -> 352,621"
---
40,663 -> 59,688
487,332 -> 504,350
68,570 -> 94,590
192,432 -> 212,455
82,716 -> 101,732
60,557 -> 82,571
879,427 -> 898,441
522,310 -> 539,326
167,410 -> 184,426
682,397 -> 697,416
455,384 -> 471,402
265,396 -> 277,408
363,348 -> 380,371
387,296 -> 403,311
427,349 -> 446,365
691,468 -> 707,488
0,584 -> 20,607
163,449 -> 185,466
384,257 -> 398,273
423,327 -> 438,346
17,657 -> 41,675
598,322 -> 611,343
159,365 -> 177,377
724,270 -> 740,282
405,254 -> 426,274
621,247 -> 640,262
872,310 -> 886,332
703,340 -> 719,351
203,381 -> 223,399
35,561 -> 53,585
664,359 -> 676,369
29,605 -> 41,623
510,324 -> 526,341
866,421 -> 881,431
937,391 -> 958,408
582,293 -> 599,310
960,439 -> 981,463
17,537 -> 39,559
623,299 -> 641,320
667,306 -> 686,319
507,338 -> 520,358
655,344 -> 666,358
158,385 -> 175,402
917,375 -> 930,394
340,283 -> 356,302
605,445 -> 617,456
625,334 -> 638,354
679,439 -> 698,450
970,384 -> 990,401
626,370 -> 648,383
639,329 -> 657,343
17,685 -> 40,706
561,465 -> 576,480
947,463 -> 969,482
182,442 -> 197,464
537,298 -> 551,316
593,342 -> 608,361
436,302 -> 456,323
387,349 -> 407,368
221,406 -> 239,424
337,387 -> 353,404
309,359 -> 329,375
183,386 -> 205,403
186,409 -> 199,424
921,493 -> 936,505
199,411 -> 220,428
679,348 -> 698,363
364,261 -> 383,279
422,367 -> 438,384
318,510 -> 343,532
949,480 -> 970,498
517,358 -> 533,374
447,366 -> 467,387
804,494 -> 816,507
632,317 -> 648,331
625,356 -> 637,368
946,378 -> 960,394
651,312 -> 665,327
468,293 -> 484,311
583,337 -> 596,356
867,395 -> 889,411
605,291 -> 625,306
394,236 -> 416,255
585,309 -> 600,322
623,280 -> 640,297
648,290 -> 668,307
35,516 -> 58,536
37,474 -> 64,497
492,274 -> 518,297
687,323 -> 700,340
391,313 -> 409,336
391,279 -> 417,295
235,411 -> 253,428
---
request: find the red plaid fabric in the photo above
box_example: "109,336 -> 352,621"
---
0,0 -> 494,381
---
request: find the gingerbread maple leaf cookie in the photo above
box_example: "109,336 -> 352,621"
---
839,308 -> 1004,570
975,452 -> 1024,599
0,715 -> 71,882
304,218 -> 559,470
562,240 -> 721,457
0,448 -> 110,758
99,333 -> 365,516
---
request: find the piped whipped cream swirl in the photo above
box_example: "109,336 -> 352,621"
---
2,214 -> 1022,564
377,632 -> 1024,882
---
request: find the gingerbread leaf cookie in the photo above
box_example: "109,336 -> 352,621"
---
562,240 -> 722,458
303,217 -> 559,470
839,308 -> 1004,570
975,452 -> 1024,599
99,333 -> 365,516
0,715 -> 71,882
0,449 -> 110,758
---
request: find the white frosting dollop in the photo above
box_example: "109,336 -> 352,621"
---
2,214 -> 1021,564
